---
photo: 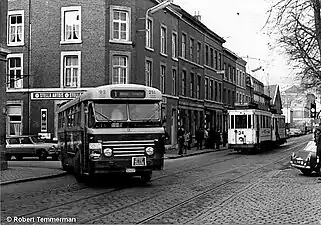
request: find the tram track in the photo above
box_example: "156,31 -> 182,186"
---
1,149 -> 247,222
1,137 -> 309,224
77,141 -> 307,224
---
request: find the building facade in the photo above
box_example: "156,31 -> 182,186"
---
1,0 -> 9,170
6,0 -> 232,146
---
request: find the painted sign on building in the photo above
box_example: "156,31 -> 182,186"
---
31,91 -> 85,100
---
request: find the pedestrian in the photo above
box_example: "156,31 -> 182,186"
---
195,127 -> 204,150
204,128 -> 209,148
183,131 -> 190,154
177,126 -> 185,155
314,126 -> 321,175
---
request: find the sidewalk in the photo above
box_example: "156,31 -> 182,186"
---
164,144 -> 228,159
0,166 -> 67,186
0,146 -> 227,185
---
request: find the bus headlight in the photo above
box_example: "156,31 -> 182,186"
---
145,147 -> 154,156
103,148 -> 113,157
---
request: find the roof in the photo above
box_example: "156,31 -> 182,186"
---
284,85 -> 302,94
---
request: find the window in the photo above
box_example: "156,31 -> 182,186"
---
61,6 -> 81,43
197,75 -> 201,99
61,52 -> 81,88
218,83 -> 222,102
160,26 -> 167,54
160,65 -> 165,93
146,18 -> 153,48
172,32 -> 177,59
214,81 -> 218,101
230,115 -> 234,129
205,45 -> 209,66
7,54 -> 23,89
197,42 -> 201,64
110,6 -> 130,42
182,70 -> 186,95
235,115 -> 247,128
190,73 -> 194,98
219,53 -> 222,70
8,11 -> 24,46
172,69 -> 176,95
210,48 -> 214,68
7,105 -> 22,136
215,50 -> 218,69
189,38 -> 194,61
182,34 -> 187,58
229,65 -> 232,80
145,60 -> 152,86
112,55 -> 128,84
205,78 -> 208,100
228,90 -> 231,104
210,80 -> 213,100
233,68 -> 236,83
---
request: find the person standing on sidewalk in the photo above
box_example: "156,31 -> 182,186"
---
314,126 -> 321,175
177,127 -> 185,155
195,127 -> 204,150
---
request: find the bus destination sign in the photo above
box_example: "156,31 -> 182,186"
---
111,90 -> 146,98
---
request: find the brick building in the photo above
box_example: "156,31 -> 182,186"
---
6,0 -> 255,146
1,0 -> 9,170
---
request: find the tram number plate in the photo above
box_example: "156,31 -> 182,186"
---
132,157 -> 146,167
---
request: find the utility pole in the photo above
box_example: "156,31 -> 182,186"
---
0,0 -> 9,170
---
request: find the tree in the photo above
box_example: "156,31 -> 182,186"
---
265,0 -> 321,89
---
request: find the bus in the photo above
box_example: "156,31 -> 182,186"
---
57,84 -> 165,183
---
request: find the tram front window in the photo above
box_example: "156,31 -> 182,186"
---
129,103 -> 161,121
235,115 -> 248,129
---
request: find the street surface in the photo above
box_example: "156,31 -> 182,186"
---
1,134 -> 321,224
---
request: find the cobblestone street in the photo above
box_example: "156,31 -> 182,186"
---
2,135 -> 321,224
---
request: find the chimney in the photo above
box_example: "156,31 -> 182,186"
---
194,11 -> 201,21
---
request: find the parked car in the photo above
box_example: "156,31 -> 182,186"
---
289,128 -> 302,137
290,140 -> 319,175
5,135 -> 59,160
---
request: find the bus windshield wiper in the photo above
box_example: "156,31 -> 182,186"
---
142,111 -> 160,122
95,110 -> 115,122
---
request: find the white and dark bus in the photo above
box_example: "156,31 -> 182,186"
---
57,84 -> 165,183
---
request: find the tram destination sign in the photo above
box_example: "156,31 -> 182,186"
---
111,90 -> 145,98
31,91 -> 84,100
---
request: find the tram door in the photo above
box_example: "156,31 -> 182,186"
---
256,115 -> 260,145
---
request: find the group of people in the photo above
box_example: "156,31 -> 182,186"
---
177,126 -> 222,155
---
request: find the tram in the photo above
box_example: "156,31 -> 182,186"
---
228,109 -> 286,153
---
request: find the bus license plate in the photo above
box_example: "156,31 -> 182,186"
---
126,168 -> 136,173
132,157 -> 146,167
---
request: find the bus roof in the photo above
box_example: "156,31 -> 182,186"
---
57,84 -> 162,113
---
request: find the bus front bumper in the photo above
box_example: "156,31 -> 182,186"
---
90,158 -> 163,174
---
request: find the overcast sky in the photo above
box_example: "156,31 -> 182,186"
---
173,0 -> 297,90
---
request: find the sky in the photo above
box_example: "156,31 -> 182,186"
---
173,0 -> 297,90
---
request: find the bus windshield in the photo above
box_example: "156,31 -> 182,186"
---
94,103 -> 128,121
92,102 -> 161,122
128,103 -> 160,121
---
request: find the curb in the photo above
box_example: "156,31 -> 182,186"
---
165,148 -> 228,159
0,170 -> 67,186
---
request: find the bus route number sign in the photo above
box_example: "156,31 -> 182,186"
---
111,90 -> 145,98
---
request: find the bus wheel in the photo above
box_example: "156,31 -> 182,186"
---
141,172 -> 152,183
74,154 -> 85,182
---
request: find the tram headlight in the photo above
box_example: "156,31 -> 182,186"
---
103,148 -> 113,157
145,147 -> 154,156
